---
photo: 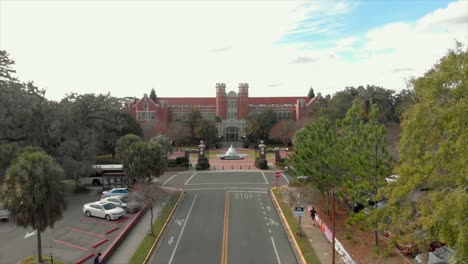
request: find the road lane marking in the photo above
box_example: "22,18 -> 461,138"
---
54,239 -> 88,251
184,172 -> 198,185
175,219 -> 185,226
281,173 -> 290,184
65,227 -> 105,238
227,190 -> 268,194
168,194 -> 198,264
185,182 -> 268,186
270,236 -> 281,264
163,174 -> 179,186
168,236 -> 174,245
261,171 -> 268,184
184,187 -> 267,191
221,191 -> 230,264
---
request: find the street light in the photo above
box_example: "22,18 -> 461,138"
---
285,148 -> 288,158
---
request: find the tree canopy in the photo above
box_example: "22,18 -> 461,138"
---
246,109 -> 277,143
378,44 -> 468,262
116,134 -> 167,182
0,50 -> 142,182
308,86 -> 315,99
0,147 -> 67,263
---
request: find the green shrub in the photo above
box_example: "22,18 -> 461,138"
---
197,157 -> 208,162
255,159 -> 268,170
180,162 -> 189,167
195,160 -> 210,170
72,184 -> 89,194
276,158 -> 286,166
175,156 -> 189,164
167,159 -> 178,167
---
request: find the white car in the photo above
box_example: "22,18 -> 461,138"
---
101,195 -> 141,213
101,188 -> 129,198
385,175 -> 399,183
82,201 -> 125,221
414,246 -> 453,264
0,205 -> 10,220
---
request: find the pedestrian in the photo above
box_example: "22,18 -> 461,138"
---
310,206 -> 317,226
94,252 -> 101,264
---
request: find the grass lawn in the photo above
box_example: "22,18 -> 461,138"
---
18,256 -> 66,264
129,190 -> 183,264
273,190 -> 321,264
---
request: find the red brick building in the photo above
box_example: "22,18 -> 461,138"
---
126,83 -> 319,140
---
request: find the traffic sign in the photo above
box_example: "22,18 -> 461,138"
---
294,206 -> 305,216
275,172 -> 281,178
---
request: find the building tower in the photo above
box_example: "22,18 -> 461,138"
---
215,83 -> 227,119
237,83 -> 249,120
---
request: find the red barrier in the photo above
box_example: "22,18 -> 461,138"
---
92,238 -> 109,248
76,253 -> 94,264
105,226 -> 119,235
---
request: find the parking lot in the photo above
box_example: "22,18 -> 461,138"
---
0,188 -> 140,264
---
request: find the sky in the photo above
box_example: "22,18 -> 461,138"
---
0,0 -> 467,101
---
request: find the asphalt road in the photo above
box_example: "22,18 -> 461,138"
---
0,188 -> 136,264
149,171 -> 297,264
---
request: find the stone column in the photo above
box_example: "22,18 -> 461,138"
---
198,140 -> 206,160
258,140 -> 266,159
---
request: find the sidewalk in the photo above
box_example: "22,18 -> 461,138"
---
299,210 -> 345,264
105,192 -> 170,263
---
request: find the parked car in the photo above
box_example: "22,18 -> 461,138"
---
0,204 -> 10,220
414,246 -> 453,264
296,175 -> 309,181
101,195 -> 141,213
101,188 -> 129,198
82,201 -> 125,221
385,174 -> 399,183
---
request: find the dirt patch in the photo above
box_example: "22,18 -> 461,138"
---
281,185 -> 409,264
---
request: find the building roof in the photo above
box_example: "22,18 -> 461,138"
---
156,97 -> 216,105
248,97 -> 309,104
154,96 -> 309,105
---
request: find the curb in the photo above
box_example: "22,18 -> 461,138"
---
269,187 -> 307,264
100,199 -> 151,263
143,189 -> 185,264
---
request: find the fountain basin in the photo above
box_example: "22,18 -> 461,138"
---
217,144 -> 247,160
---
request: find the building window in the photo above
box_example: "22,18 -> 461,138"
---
227,112 -> 237,119
144,101 -> 148,110
228,100 -> 237,109
172,112 -> 189,121
276,111 -> 292,120
137,111 -> 156,120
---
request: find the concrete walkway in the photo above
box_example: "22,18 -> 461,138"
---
298,210 -> 345,264
105,195 -> 169,263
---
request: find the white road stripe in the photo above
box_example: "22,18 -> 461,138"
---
261,171 -> 268,184
163,174 -> 179,186
184,173 -> 198,185
226,190 -> 268,194
185,182 -> 268,186
184,187 -> 268,191
281,173 -> 290,184
271,236 -> 281,264
168,194 -> 198,264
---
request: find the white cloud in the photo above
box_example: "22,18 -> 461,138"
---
0,0 -> 466,101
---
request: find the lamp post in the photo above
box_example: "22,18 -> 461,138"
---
285,148 -> 288,158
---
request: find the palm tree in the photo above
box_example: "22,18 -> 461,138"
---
0,148 -> 66,263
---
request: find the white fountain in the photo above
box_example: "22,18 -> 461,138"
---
217,145 -> 247,160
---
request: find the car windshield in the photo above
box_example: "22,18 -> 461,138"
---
102,203 -> 116,210
121,197 -> 129,203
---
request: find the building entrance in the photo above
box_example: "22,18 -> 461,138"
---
224,127 -> 239,141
